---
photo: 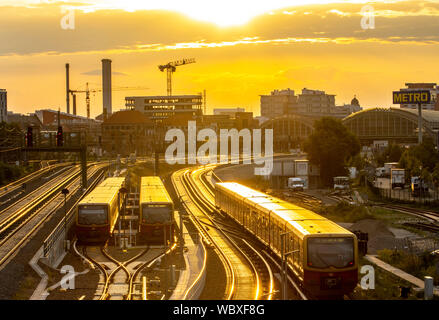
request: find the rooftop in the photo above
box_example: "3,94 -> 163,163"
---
103,110 -> 153,124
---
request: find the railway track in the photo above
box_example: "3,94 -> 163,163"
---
80,243 -> 177,300
0,162 -> 70,200
173,168 -> 237,300
0,163 -> 105,268
178,166 -> 279,300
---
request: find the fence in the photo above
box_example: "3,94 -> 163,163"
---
378,187 -> 439,204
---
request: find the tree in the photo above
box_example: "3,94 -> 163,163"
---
399,137 -> 439,180
304,117 -> 360,186
374,143 -> 404,167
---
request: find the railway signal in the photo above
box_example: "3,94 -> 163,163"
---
25,127 -> 33,147
56,126 -> 64,147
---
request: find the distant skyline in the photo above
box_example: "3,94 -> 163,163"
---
1,0 -> 439,117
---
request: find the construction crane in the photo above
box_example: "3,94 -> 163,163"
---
158,58 -> 196,96
70,83 -> 149,118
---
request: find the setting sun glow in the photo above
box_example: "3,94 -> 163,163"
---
69,0 -> 370,26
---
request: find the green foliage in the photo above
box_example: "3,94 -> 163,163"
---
319,202 -> 372,222
303,117 -> 360,186
0,162 -> 28,186
348,153 -> 366,170
378,249 -> 438,282
433,164 -> 439,187
399,137 -> 439,182
374,143 -> 404,167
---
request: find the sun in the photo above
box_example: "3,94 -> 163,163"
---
78,0 -> 354,27
66,0 -> 374,27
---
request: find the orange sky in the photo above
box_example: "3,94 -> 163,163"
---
1,1 -> 439,117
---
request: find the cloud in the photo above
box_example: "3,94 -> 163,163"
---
0,1 -> 438,56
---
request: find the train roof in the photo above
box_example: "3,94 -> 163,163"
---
79,177 -> 125,205
140,176 -> 164,187
216,182 -> 352,237
140,176 -> 173,205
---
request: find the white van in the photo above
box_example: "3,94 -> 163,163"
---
288,177 -> 305,191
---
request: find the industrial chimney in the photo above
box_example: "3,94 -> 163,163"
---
66,63 -> 70,114
101,59 -> 112,120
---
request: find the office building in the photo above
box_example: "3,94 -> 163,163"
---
125,95 -> 202,122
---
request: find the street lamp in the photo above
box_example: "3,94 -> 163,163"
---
61,188 -> 69,248
178,195 -> 186,257
119,187 -> 128,250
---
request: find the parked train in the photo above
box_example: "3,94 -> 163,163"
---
138,176 -> 174,243
76,177 -> 126,242
215,182 -> 358,299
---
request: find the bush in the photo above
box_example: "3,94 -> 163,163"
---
0,161 -> 29,186
319,202 -> 372,222
378,249 -> 439,283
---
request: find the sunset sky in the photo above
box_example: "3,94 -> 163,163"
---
1,0 -> 439,117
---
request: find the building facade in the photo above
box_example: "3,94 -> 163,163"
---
213,107 -> 245,118
125,95 -> 202,122
260,89 -> 297,119
0,89 -> 7,123
260,88 -> 360,119
297,88 -> 335,115
101,110 -> 154,156
399,83 -> 439,110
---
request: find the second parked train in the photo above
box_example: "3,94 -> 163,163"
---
215,182 -> 358,299
138,176 -> 174,243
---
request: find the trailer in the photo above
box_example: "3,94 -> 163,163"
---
391,168 -> 405,189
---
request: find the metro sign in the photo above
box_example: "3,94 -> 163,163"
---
393,90 -> 431,104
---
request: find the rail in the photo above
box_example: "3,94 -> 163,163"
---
43,169 -> 105,257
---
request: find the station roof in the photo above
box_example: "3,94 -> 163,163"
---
344,107 -> 439,124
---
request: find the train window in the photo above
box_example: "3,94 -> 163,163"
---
142,204 -> 172,223
78,205 -> 108,225
307,237 -> 354,269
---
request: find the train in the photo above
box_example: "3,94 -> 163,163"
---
138,176 -> 174,244
215,182 -> 358,299
76,177 -> 126,242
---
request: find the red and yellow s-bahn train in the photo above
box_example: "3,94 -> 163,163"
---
76,177 -> 126,242
138,176 -> 174,243
215,182 -> 358,299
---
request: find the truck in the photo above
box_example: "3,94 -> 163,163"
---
288,177 -> 305,191
384,162 -> 399,176
391,168 -> 405,189
333,176 -> 350,191
411,176 -> 429,197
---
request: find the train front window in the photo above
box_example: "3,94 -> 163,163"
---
78,205 -> 107,225
142,204 -> 172,224
307,237 -> 354,268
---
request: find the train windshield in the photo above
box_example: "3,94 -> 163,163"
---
307,237 -> 354,269
78,205 -> 108,225
142,204 -> 172,224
